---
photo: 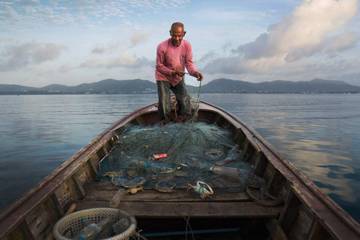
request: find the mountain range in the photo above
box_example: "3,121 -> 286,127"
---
0,78 -> 359,94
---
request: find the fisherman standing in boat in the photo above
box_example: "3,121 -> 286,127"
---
155,22 -> 203,123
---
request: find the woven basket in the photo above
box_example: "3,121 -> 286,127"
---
53,208 -> 136,240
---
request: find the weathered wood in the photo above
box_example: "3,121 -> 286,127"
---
254,152 -> 267,177
77,201 -> 282,218
266,219 -> 288,240
6,221 -> 35,240
239,139 -> 250,160
268,170 -> 286,197
264,163 -> 276,185
25,204 -> 52,239
96,147 -> 106,160
72,176 -> 86,198
279,191 -> 301,233
87,157 -> 98,176
50,193 -> 64,218
64,203 -> 77,216
308,221 -> 333,240
83,186 -> 250,203
287,205 -> 313,240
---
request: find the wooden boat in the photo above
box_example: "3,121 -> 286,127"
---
0,101 -> 359,240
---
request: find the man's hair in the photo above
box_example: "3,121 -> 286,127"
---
170,22 -> 184,32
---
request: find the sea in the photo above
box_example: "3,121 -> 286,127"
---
0,93 -> 359,222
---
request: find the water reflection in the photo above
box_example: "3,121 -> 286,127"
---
202,93 -> 360,221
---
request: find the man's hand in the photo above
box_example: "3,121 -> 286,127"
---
194,71 -> 203,81
171,70 -> 185,78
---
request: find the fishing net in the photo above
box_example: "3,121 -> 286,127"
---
99,122 -> 254,192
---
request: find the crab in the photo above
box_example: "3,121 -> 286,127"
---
103,171 -> 122,178
127,186 -> 144,194
155,180 -> 176,193
112,176 -> 146,189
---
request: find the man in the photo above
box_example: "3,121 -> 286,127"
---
155,22 -> 203,123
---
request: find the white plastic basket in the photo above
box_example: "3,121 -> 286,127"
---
53,208 -> 136,240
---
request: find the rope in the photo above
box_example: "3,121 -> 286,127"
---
191,79 -> 202,122
166,77 -> 202,156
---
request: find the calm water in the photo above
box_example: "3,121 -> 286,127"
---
0,94 -> 359,222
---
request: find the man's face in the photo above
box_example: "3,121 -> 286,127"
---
170,26 -> 185,47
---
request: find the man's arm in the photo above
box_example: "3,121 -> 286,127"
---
185,43 -> 203,81
156,45 -> 173,77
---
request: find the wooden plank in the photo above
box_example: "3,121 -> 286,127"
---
254,152 -> 267,177
266,219 -> 288,240
239,139 -> 249,160
279,191 -> 301,233
268,171 -> 286,197
87,157 -> 98,175
77,201 -> 282,218
5,221 -> 35,240
25,204 -> 52,239
308,221 -> 333,240
72,176 -> 86,198
287,205 -> 313,240
83,188 -> 250,202
86,179 -> 246,191
50,194 -> 64,217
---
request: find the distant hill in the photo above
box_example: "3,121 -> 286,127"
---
1,78 -> 359,94
0,84 -> 38,94
40,79 -> 156,94
202,78 -> 360,93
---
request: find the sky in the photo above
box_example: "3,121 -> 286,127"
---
0,0 -> 359,87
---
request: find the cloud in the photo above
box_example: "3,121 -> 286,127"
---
198,51 -> 217,64
91,46 -> 106,55
204,0 -> 359,74
130,32 -> 150,47
0,41 -> 66,72
284,32 -> 359,61
91,31 -> 150,55
80,53 -> 153,69
193,8 -> 272,23
0,0 -> 191,28
324,32 -> 359,55
91,42 -> 121,55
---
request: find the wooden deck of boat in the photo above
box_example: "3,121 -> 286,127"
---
77,181 -> 282,218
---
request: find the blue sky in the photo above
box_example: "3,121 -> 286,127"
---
0,0 -> 359,87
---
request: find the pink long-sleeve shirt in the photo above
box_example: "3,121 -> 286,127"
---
155,38 -> 198,86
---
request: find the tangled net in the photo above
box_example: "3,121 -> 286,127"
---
99,122 -> 253,192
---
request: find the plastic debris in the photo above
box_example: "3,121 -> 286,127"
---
110,189 -> 127,208
152,153 -> 168,160
74,217 -> 112,240
210,165 -> 241,180
188,181 -> 214,199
